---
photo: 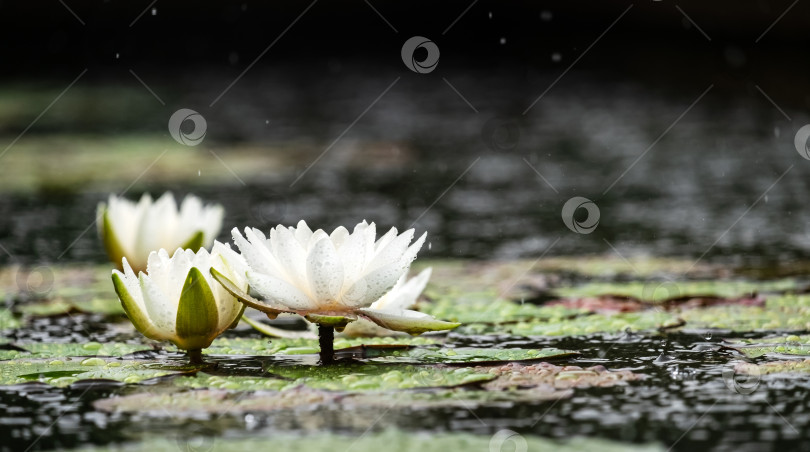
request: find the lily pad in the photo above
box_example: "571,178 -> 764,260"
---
725,335 -> 810,358
555,279 -> 798,301
368,347 -> 577,365
0,308 -> 20,330
735,359 -> 810,376
420,295 -> 585,324
203,336 -> 437,357
15,297 -> 125,317
72,428 -> 664,452
0,341 -> 152,360
460,310 -> 680,337
679,305 -> 810,333
0,358 -> 184,387
261,363 -> 495,391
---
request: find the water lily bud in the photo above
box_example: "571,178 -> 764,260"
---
98,192 -> 224,273
111,242 -> 247,351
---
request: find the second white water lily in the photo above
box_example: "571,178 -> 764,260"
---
212,220 -> 459,363
98,192 -> 224,273
111,242 -> 248,363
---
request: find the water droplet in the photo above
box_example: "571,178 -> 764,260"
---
499,37 -> 506,45
151,7 -> 157,15
265,119 -> 269,125
540,10 -> 552,21
428,242 -> 432,250
551,52 -> 561,62
488,11 -> 492,19
704,332 -> 713,341
198,170 -> 201,176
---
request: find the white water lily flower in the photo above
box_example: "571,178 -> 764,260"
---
213,221 -> 458,335
98,192 -> 224,273
111,242 -> 247,354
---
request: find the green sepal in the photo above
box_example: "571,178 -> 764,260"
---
111,272 -> 156,339
100,207 -> 129,271
357,309 -> 461,336
181,230 -> 205,252
175,267 -> 219,350
227,304 -> 247,330
210,268 -> 291,318
241,315 -> 317,339
304,314 -> 355,330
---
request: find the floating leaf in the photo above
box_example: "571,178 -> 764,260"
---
368,347 -> 577,365
0,341 -> 152,361
725,334 -> 810,358
0,359 -> 184,387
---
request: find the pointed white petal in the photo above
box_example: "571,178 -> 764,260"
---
306,237 -> 344,305
246,270 -> 317,311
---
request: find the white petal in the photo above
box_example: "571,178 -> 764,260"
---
271,226 -> 310,292
246,270 -> 317,311
372,267 -> 432,311
367,228 -> 414,272
294,220 -> 313,247
139,273 -> 177,338
341,260 -> 407,308
329,226 -> 349,249
374,227 -> 398,251
306,238 -> 344,305
358,308 -> 460,335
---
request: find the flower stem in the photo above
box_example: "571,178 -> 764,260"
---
187,348 -> 204,365
318,325 -> 335,364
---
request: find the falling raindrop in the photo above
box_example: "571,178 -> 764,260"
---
151,7 -> 157,15
540,10 -> 552,21
428,242 -> 432,250
265,120 -> 269,125
704,331 -> 713,341
198,170 -> 201,177
115,53 -> 120,59
551,52 -> 561,62
488,11 -> 492,19
499,37 -> 506,45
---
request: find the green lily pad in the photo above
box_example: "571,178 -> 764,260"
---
71,428 -> 664,452
0,308 -> 20,330
459,310 -> 679,337
0,341 -> 153,360
735,359 -> 810,376
420,295 -> 585,324
203,336 -> 437,357
368,347 -> 577,365
260,363 -> 495,391
725,334 -> 810,358
555,279 -> 798,301
680,305 -> 810,332
16,297 -> 125,317
0,358 -> 184,387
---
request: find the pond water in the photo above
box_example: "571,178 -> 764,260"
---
2,67 -> 810,452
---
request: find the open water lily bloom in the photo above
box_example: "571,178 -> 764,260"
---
111,242 -> 247,363
98,192 -> 224,273
213,221 -> 458,337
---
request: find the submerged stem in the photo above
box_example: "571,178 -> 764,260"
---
187,348 -> 204,365
318,325 -> 335,364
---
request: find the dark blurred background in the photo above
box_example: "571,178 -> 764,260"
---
1,0 -> 809,266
